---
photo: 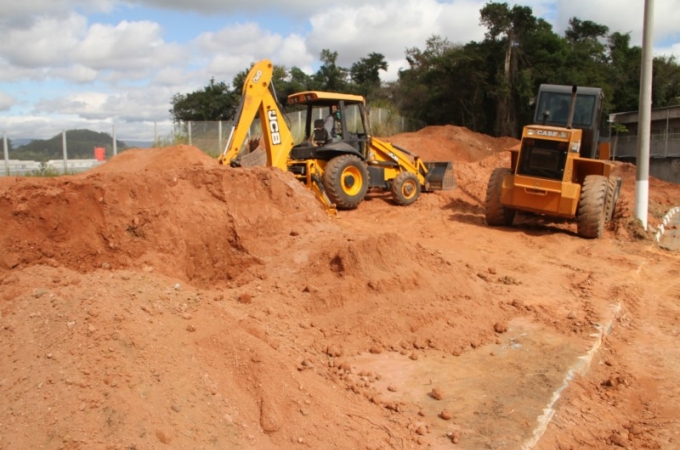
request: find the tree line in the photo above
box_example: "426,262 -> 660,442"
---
170,1 -> 680,138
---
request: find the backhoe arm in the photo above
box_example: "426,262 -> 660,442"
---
218,60 -> 294,171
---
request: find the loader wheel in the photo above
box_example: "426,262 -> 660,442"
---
604,176 -> 621,224
322,154 -> 369,209
391,172 -> 421,206
485,168 -> 515,226
577,175 -> 608,238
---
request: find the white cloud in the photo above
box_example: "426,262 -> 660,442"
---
34,85 -> 176,122
50,65 -> 99,83
306,0 -> 487,81
0,0 -> 116,20
193,22 -> 315,84
72,20 -> 185,72
0,13 -> 87,67
125,0 -> 367,15
0,92 -> 17,111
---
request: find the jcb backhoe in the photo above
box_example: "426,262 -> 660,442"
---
217,60 -> 455,214
484,84 -> 622,238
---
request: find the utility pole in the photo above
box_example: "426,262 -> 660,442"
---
635,0 -> 654,229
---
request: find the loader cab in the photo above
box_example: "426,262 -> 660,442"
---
533,84 -> 604,159
287,91 -> 369,160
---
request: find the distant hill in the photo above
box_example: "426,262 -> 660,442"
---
13,129 -> 128,161
10,138 -> 34,147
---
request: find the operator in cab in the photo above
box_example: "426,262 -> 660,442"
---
324,105 -> 342,141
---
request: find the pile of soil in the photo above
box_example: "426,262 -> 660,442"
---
1,128 -> 679,450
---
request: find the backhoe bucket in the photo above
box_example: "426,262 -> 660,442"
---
424,162 -> 456,191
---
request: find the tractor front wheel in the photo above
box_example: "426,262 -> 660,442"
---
391,172 -> 421,206
322,154 -> 369,209
577,175 -> 608,238
485,168 -> 515,226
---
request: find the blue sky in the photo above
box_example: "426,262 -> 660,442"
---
1,0 -> 678,142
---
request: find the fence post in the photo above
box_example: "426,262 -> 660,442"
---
3,132 -> 9,175
154,122 -> 158,146
62,130 -> 68,174
188,121 -> 192,145
218,121 -> 222,153
112,124 -> 118,156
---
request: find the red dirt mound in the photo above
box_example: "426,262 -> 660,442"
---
0,146 -> 329,285
386,125 -> 518,162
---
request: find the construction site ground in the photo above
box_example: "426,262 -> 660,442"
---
1,125 -> 679,450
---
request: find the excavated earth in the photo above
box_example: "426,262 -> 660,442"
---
1,125 -> 679,450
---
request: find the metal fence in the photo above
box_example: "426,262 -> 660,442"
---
177,107 -> 424,157
612,132 -> 680,159
2,107 -> 424,176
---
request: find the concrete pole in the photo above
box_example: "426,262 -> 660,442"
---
188,121 -> 192,145
635,0 -> 654,230
3,132 -> 9,175
62,130 -> 68,175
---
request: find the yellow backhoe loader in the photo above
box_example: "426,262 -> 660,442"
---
485,84 -> 622,238
218,60 -> 455,214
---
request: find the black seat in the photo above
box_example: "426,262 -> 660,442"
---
313,119 -> 329,145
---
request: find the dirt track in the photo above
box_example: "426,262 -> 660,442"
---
1,125 -> 679,449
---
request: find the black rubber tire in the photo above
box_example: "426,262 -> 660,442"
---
322,154 -> 369,209
577,175 -> 608,238
604,176 -> 621,224
485,168 -> 515,226
391,172 -> 421,206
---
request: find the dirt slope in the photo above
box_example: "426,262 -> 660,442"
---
1,126 -> 679,450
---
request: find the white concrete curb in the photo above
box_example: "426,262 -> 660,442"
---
655,206 -> 680,243
522,302 -> 622,450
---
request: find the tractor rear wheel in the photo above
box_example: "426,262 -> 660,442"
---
485,168 -> 515,226
391,172 -> 421,206
577,175 -> 608,238
322,154 -> 369,209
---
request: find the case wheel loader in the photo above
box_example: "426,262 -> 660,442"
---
485,84 -> 622,238
217,60 -> 455,215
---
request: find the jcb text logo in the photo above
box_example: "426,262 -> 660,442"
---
268,110 -> 281,145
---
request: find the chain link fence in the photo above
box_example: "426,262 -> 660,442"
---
2,107 -> 424,176
174,107 -> 425,157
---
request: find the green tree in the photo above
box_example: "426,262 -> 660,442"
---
652,55 -> 680,108
170,78 -> 239,122
606,32 -> 641,113
350,52 -> 388,98
480,2 -> 538,137
313,49 -> 350,92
